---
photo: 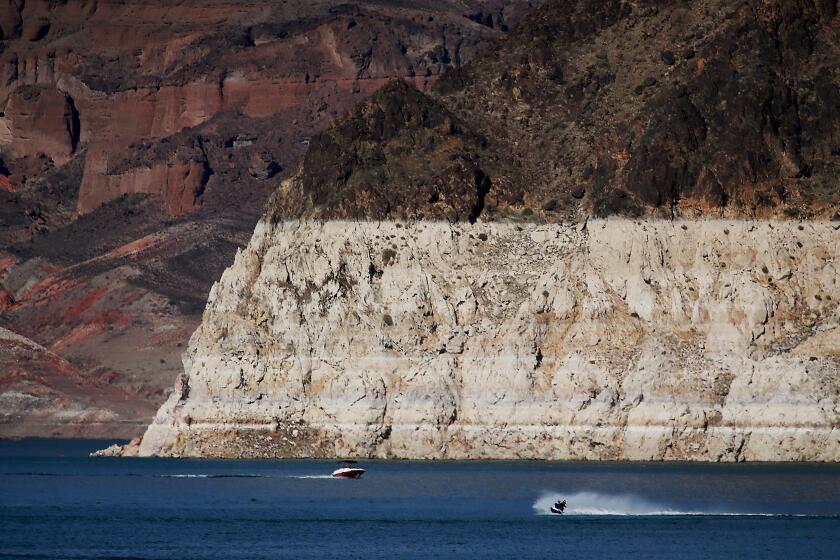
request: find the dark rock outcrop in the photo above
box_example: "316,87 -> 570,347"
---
269,81 -> 497,222
271,0 -> 840,222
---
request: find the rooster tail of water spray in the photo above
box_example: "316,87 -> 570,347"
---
534,491 -> 699,516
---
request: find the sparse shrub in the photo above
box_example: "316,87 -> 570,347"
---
382,248 -> 397,265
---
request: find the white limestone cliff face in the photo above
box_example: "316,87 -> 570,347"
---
133,219 -> 840,460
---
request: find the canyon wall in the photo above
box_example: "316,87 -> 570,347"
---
133,219 -> 840,460
0,0 -> 531,214
0,0 -> 534,438
6,0 -> 839,446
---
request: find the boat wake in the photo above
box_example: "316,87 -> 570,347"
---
533,491 -> 783,517
159,474 -> 335,479
159,474 -> 266,478
286,475 -> 335,479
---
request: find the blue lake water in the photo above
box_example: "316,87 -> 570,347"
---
2,439 -> 839,559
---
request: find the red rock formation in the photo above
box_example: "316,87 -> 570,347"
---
0,290 -> 13,313
2,85 -> 79,165
0,326 -> 154,438
1,0 -> 534,215
90,151 -> 213,215
0,1 -> 537,438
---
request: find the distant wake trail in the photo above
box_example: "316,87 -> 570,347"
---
160,474 -> 265,478
533,491 -> 782,517
158,473 -> 336,479
286,475 -> 335,479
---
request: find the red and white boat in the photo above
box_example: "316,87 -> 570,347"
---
331,461 -> 365,479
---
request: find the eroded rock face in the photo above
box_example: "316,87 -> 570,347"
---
0,0 -> 534,214
0,0 -> 535,438
2,85 -> 79,165
137,219 -> 840,460
96,144 -> 213,216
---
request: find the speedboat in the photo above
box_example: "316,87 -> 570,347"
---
550,499 -> 567,514
331,460 -> 365,479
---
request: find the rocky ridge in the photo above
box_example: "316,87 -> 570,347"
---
272,0 -> 840,222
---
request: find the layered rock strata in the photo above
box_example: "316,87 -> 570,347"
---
0,0 -> 535,438
134,219 -> 840,460
0,0 -> 531,214
0,327 -> 152,438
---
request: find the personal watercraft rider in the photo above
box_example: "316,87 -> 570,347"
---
552,500 -> 567,513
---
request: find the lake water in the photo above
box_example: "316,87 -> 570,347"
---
2,439 -> 839,559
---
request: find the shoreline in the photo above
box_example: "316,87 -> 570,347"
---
5,437 -> 840,466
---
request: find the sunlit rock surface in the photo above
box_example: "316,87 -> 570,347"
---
134,219 -> 840,460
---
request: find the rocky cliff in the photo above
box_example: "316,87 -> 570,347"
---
0,0 -> 532,214
0,0 -> 536,437
122,0 -> 840,460
134,219 -> 839,460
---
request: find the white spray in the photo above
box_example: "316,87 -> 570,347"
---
532,491 -> 778,516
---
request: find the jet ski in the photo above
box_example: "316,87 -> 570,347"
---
331,460 -> 365,479
550,499 -> 567,515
